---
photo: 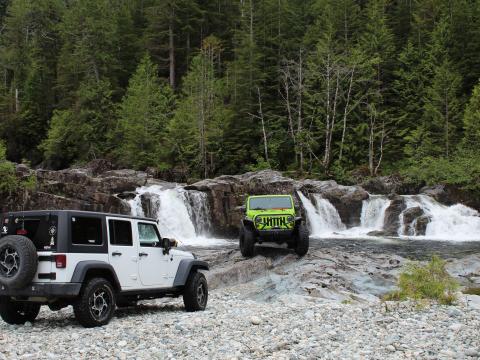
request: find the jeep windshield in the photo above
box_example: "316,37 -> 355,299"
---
249,196 -> 292,210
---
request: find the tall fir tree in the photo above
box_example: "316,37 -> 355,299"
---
0,0 -> 63,163
114,54 -> 175,170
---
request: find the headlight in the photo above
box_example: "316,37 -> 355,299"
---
255,217 -> 262,224
287,215 -> 294,222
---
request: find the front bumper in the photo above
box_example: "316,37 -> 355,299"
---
0,282 -> 82,298
255,229 -> 294,242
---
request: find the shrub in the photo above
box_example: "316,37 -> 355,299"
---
0,142 -> 37,194
384,256 -> 459,305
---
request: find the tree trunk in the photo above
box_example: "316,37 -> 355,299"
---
15,88 -> 19,113
169,8 -> 176,89
256,86 -> 269,162
339,66 -> 355,162
297,49 -> 304,172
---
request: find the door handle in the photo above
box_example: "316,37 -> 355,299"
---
112,251 -> 122,256
139,252 -> 148,257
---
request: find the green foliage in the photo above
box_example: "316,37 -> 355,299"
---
40,80 -> 115,168
245,157 -> 271,172
385,256 -> 459,305
0,141 -> 36,193
0,0 -> 479,185
463,80 -> 480,149
404,149 -> 480,194
113,54 -> 174,170
168,36 -> 232,178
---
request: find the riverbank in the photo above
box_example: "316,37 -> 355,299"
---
1,288 -> 479,359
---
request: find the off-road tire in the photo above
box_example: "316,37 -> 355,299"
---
239,225 -> 255,257
73,278 -> 116,328
0,297 -> 41,325
0,235 -> 38,289
294,223 -> 309,256
183,271 -> 208,312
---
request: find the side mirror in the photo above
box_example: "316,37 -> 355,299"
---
162,238 -> 177,254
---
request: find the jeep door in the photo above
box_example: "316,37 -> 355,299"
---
135,222 -> 176,288
107,217 -> 140,289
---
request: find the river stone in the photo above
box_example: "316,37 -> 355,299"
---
401,207 -> 424,235
382,196 -> 406,236
414,215 -> 431,236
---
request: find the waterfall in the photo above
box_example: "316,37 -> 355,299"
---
399,195 -> 480,241
299,190 -> 480,241
128,184 -> 226,246
297,191 -> 345,236
360,196 -> 391,230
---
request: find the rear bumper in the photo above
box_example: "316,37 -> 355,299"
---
0,283 -> 82,298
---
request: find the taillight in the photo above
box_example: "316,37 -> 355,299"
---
16,229 -> 28,235
55,254 -> 67,268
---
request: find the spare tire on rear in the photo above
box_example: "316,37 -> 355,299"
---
0,235 -> 38,289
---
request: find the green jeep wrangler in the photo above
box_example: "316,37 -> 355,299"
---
239,195 -> 309,257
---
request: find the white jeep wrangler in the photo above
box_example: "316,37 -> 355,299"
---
0,210 -> 209,327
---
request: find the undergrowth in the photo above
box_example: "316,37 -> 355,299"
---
384,256 -> 459,305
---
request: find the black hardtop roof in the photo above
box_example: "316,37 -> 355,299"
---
2,210 -> 156,222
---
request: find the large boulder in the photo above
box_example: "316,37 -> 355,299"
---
401,206 -> 424,236
414,215 -> 431,236
382,196 -> 406,236
361,174 -> 422,195
186,170 -> 296,236
0,164 -> 150,216
421,184 -> 480,211
298,180 -> 368,227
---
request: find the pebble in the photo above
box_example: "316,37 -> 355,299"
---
448,308 -> 463,318
465,348 -> 479,357
250,316 -> 262,325
449,323 -> 464,331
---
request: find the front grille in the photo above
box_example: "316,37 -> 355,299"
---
255,215 -> 291,230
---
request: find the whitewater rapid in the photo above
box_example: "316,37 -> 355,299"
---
128,185 -> 229,247
298,192 -> 480,241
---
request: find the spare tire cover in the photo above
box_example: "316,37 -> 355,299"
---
0,235 -> 38,289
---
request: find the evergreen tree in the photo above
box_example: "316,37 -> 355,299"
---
168,36 -> 231,178
415,17 -> 463,159
358,0 -> 395,175
114,55 -> 174,170
40,80 -> 114,168
393,40 -> 428,160
0,0 -> 63,163
462,80 -> 480,149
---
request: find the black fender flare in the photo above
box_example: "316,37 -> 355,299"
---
294,217 -> 304,230
172,259 -> 209,287
71,261 -> 121,290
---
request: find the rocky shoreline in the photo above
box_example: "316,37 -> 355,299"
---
4,162 -> 479,238
1,276 -> 479,359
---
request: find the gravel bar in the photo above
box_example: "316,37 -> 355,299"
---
1,290 -> 479,360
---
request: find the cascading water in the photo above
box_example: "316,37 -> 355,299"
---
299,188 -> 480,240
360,196 -> 391,230
399,195 -> 480,241
297,191 -> 345,236
128,184 -> 227,246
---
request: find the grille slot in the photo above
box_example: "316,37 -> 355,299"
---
259,215 -> 288,228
